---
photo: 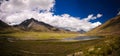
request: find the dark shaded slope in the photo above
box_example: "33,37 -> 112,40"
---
0,20 -> 10,29
0,20 -> 16,33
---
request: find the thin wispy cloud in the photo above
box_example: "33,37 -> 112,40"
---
0,0 -> 102,31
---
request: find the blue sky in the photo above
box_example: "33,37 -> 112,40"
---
54,0 -> 120,23
0,0 -> 120,31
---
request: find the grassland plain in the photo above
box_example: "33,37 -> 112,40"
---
0,29 -> 120,56
0,32 -> 81,40
0,33 -> 120,56
0,38 -> 103,56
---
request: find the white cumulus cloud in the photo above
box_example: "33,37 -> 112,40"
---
0,0 -> 102,32
97,14 -> 103,18
117,11 -> 120,15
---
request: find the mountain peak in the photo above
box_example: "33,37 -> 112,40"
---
22,18 -> 37,24
29,18 -> 37,22
16,18 -> 67,32
30,18 -> 34,20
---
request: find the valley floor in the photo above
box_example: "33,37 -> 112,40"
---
0,32 -> 120,56
0,32 -> 81,40
0,37 -> 103,56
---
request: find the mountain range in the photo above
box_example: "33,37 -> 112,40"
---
0,15 -> 120,35
0,18 -> 70,33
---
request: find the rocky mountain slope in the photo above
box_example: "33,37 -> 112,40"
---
14,18 -> 68,32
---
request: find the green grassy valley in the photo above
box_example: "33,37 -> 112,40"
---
0,32 -> 80,40
0,35 -> 120,56
0,15 -> 120,56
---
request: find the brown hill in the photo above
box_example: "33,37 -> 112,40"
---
88,15 -> 120,35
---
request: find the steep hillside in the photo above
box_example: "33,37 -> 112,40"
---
88,15 -> 120,35
0,20 -> 21,33
0,20 -> 10,29
15,18 -> 68,32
